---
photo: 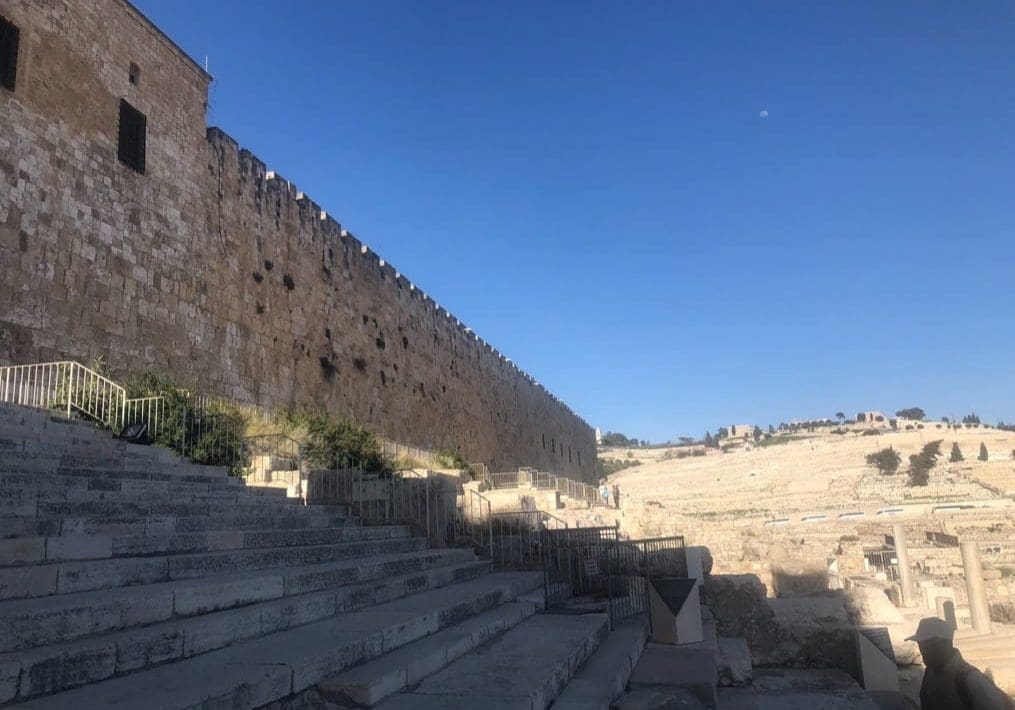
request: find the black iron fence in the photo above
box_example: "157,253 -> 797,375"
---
543,531 -> 686,627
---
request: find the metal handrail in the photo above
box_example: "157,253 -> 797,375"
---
0,361 -> 127,429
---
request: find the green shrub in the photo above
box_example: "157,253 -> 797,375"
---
123,372 -> 246,474
950,443 -> 963,462
978,442 -> 989,462
908,440 -> 942,487
434,449 -> 469,470
866,447 -> 901,476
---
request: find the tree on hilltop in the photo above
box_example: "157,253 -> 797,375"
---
908,440 -> 943,487
895,407 -> 926,421
979,442 -> 989,462
718,427 -> 729,439
962,413 -> 981,425
866,447 -> 902,476
949,443 -> 964,463
857,412 -> 867,422
753,426 -> 763,444
835,412 -> 845,423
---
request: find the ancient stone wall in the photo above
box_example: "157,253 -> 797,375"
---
0,0 -> 595,478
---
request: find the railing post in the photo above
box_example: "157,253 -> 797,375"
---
64,364 -> 72,418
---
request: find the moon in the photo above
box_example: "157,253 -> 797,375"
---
759,110 -> 769,118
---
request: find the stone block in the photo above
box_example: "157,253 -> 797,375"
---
717,637 -> 753,687
46,534 -> 112,561
0,536 -> 45,565
173,573 -> 285,616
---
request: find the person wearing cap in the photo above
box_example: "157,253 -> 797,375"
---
907,617 -> 1012,709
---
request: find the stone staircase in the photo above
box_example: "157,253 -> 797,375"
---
0,403 -> 551,707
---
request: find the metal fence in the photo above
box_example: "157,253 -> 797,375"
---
0,361 -> 126,429
486,509 -> 568,570
542,531 -> 686,627
487,468 -> 598,505
863,548 -> 900,581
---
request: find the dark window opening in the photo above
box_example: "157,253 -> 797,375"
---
117,99 -> 146,174
542,433 -> 546,450
568,446 -> 572,463
577,451 -> 582,466
551,438 -> 555,454
128,62 -> 140,86
0,15 -> 20,92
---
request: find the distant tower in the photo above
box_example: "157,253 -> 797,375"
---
595,427 -> 602,445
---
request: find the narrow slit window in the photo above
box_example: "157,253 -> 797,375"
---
128,62 -> 140,86
117,99 -> 146,174
0,14 -> 19,92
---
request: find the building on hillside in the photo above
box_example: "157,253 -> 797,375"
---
723,425 -> 755,440
856,411 -> 889,428
595,427 -> 602,445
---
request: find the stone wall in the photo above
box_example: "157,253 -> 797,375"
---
0,0 -> 596,478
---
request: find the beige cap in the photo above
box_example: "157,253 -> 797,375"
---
906,617 -> 954,642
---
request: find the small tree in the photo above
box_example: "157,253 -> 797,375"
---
835,411 -> 845,423
950,443 -> 964,462
895,407 -> 926,421
857,412 -> 867,422
866,447 -> 902,476
978,442 -> 988,462
753,425 -> 763,444
962,413 -> 981,425
907,440 -> 943,487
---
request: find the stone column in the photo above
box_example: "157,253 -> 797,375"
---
892,524 -> 916,607
960,541 -> 992,634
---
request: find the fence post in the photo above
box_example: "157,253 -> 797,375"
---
64,365 -> 72,418
425,472 -> 432,544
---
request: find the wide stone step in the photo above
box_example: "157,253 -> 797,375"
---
0,508 -> 354,538
0,547 -> 479,654
0,523 -> 409,565
0,535 -> 427,600
9,571 -> 541,708
2,486 -> 287,514
553,620 -> 648,710
5,558 -> 492,702
0,471 -> 270,498
0,463 -> 234,488
377,611 -> 609,710
313,601 -> 537,707
18,498 -> 338,520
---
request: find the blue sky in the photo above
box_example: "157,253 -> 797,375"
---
136,1 -> 1015,442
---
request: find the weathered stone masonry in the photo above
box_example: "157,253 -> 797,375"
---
0,0 -> 595,478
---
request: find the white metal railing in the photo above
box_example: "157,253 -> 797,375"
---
0,361 -> 126,429
122,396 -> 165,438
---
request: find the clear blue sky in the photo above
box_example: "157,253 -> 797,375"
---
136,1 -> 1015,442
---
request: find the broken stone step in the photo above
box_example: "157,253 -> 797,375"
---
9,571 -> 542,708
0,535 -> 428,600
0,547 -> 480,656
313,601 -> 537,707
377,611 -> 610,710
553,619 -> 649,710
0,523 -> 410,565
717,637 -> 753,688
0,508 -> 354,538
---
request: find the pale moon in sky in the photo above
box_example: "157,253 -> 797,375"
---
759,110 -> 769,118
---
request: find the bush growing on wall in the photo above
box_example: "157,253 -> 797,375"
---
978,442 -> 989,462
124,372 -> 246,474
273,405 -> 385,471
